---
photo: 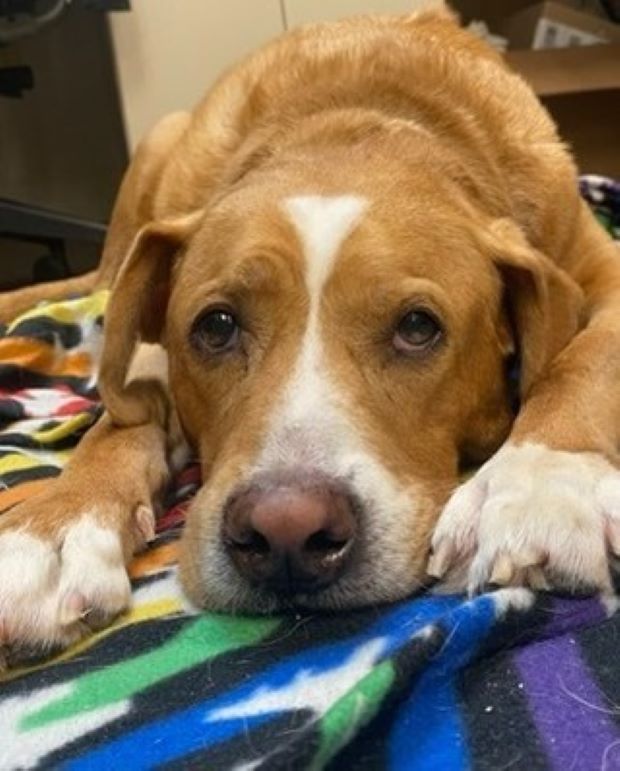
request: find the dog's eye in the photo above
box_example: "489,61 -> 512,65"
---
191,308 -> 240,353
394,310 -> 442,354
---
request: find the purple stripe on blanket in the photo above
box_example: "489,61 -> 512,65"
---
514,635 -> 620,771
542,597 -> 607,638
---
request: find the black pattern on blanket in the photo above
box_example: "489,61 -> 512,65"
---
0,176 -> 619,770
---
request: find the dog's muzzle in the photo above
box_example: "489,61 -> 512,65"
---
222,471 -> 358,597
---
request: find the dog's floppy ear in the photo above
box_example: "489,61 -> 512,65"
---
484,219 -> 584,397
99,213 -> 201,427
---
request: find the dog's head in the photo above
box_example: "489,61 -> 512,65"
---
100,134 -> 582,611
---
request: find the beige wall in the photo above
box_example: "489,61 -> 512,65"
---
284,0 -> 438,26
110,0 -> 440,150
109,1 -> 284,150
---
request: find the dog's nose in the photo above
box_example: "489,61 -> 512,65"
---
223,484 -> 357,594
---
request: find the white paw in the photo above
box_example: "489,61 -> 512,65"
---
0,507 -> 152,668
429,443 -> 620,595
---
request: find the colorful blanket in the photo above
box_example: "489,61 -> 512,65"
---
0,176 -> 619,770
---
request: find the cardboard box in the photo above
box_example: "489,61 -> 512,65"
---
499,1 -> 620,49
506,42 -> 620,94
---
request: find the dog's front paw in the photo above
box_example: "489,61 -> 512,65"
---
0,492 -> 154,669
429,443 -> 620,596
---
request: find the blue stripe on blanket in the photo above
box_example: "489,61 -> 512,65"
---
388,596 -> 498,771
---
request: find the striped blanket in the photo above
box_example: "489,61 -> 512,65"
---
0,175 -> 619,770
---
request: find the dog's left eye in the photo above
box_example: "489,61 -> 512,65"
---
394,309 -> 442,354
190,308 -> 240,353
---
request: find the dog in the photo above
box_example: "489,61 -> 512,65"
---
0,8 -> 619,665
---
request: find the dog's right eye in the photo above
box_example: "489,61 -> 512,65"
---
190,308 -> 240,354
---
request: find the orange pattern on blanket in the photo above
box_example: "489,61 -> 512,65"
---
0,338 -> 92,378
129,541 -> 180,578
0,479 -> 52,513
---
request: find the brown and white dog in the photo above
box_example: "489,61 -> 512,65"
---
1,8 -> 620,664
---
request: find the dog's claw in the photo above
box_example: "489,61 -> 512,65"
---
489,553 -> 514,586
58,590 -> 89,626
134,504 -> 156,547
427,540 -> 453,578
526,566 -> 550,591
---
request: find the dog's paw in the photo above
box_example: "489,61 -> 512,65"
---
429,443 -> 620,596
0,494 -> 154,669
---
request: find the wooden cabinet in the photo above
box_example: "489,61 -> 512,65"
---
0,6 -> 127,222
504,44 -> 620,178
452,1 -> 620,178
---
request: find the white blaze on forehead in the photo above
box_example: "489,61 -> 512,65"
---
259,194 -> 408,542
275,194 -> 367,432
283,195 -> 368,302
